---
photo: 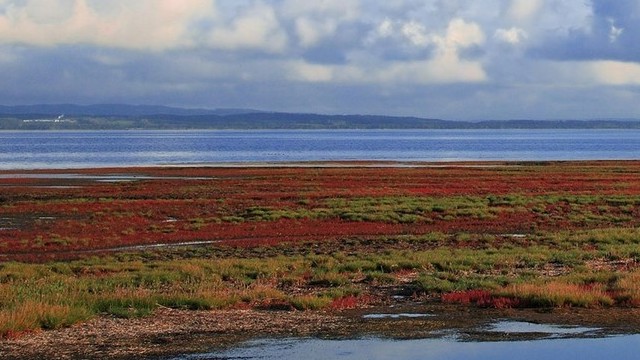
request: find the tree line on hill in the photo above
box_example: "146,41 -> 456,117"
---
1,104 -> 639,130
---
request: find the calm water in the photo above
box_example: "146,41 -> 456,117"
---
1,129 -> 640,169
170,319 -> 639,360
176,334 -> 640,360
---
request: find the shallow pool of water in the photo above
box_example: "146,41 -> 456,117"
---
176,334 -> 640,360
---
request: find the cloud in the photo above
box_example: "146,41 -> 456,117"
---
401,21 -> 430,46
417,18 -> 487,83
280,0 -> 360,19
0,0 -> 289,53
0,0 -> 216,50
376,18 -> 394,38
507,0 -> 543,22
442,18 -> 485,48
293,17 -> 331,48
280,0 -> 360,48
206,2 -> 288,53
532,0 -> 640,62
381,56 -> 486,84
289,18 -> 487,85
608,18 -> 624,43
494,27 -> 527,44
587,61 -> 640,85
1,0 -> 640,120
288,61 -> 337,82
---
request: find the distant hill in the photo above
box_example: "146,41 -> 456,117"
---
1,104 -> 640,130
0,104 -> 261,117
145,112 -> 454,129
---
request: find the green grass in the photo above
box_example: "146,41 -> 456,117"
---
4,226 -> 640,337
208,194 -> 640,225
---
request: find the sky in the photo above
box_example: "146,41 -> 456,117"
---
0,0 -> 639,120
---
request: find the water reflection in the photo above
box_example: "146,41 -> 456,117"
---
178,334 -> 640,360
487,321 -> 600,336
173,318 -> 639,360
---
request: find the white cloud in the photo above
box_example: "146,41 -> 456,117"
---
514,0 -> 592,37
507,0 -> 543,22
286,57 -> 486,85
441,18 -> 485,48
280,0 -> 360,47
293,17 -> 337,48
280,0 -> 360,19
0,0 -> 289,53
376,18 -> 394,38
18,0 -> 75,23
289,18 -> 487,85
0,0 -> 216,50
521,60 -> 640,87
369,17 -> 485,50
207,2 -> 288,53
287,60 -> 336,82
401,21 -> 429,47
414,18 -> 487,83
381,55 -> 486,84
588,61 -> 640,85
494,27 -> 528,44
608,19 -> 624,43
0,0 -> 215,50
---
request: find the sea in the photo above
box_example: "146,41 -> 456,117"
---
1,129 -> 639,169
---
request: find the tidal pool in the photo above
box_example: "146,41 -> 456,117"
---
172,319 -> 639,360
175,334 -> 640,360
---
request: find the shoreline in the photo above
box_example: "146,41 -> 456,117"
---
3,304 -> 640,360
1,160 -> 521,173
1,159 -> 639,173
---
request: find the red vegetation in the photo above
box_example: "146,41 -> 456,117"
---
2,161 -> 640,262
0,329 -> 36,341
441,290 -> 521,309
330,295 -> 372,310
